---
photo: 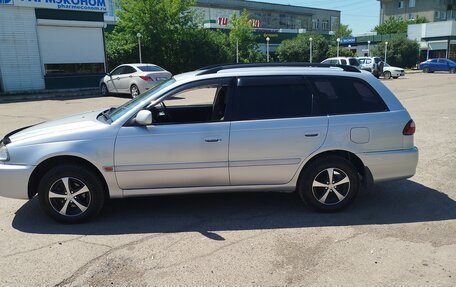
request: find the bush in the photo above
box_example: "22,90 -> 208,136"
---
371,37 -> 419,68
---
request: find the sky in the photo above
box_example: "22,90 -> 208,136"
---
259,0 -> 381,36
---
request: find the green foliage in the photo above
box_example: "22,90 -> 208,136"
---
276,33 -> 328,63
228,10 -> 262,63
106,0 -> 232,74
374,16 -> 428,35
334,23 -> 353,39
326,45 -> 354,58
371,37 -> 419,68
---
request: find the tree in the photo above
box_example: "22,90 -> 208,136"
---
374,16 -> 428,35
106,0 -> 232,74
326,45 -> 354,58
228,10 -> 262,63
276,33 -> 328,63
334,23 -> 353,39
371,37 -> 419,68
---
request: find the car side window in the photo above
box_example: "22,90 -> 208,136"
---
123,66 -> 137,74
340,59 -> 347,65
366,59 -> 372,64
150,80 -> 233,124
110,67 -> 124,76
430,59 -> 438,63
234,77 -> 312,121
310,77 -> 388,115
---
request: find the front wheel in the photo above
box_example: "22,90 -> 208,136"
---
423,67 -> 430,73
383,71 -> 392,80
100,83 -> 109,96
297,156 -> 360,212
450,68 -> 456,74
38,165 -> 106,223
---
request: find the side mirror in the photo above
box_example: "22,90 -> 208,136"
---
135,110 -> 153,126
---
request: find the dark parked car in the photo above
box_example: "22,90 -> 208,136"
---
419,58 -> 456,73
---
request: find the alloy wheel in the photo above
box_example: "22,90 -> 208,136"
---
312,168 -> 350,206
48,177 -> 91,217
131,85 -> 140,98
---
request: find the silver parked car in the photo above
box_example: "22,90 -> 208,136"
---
0,63 -> 418,223
100,63 -> 172,98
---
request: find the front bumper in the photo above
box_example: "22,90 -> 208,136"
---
358,147 -> 419,183
0,163 -> 34,199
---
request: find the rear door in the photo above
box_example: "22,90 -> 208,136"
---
228,76 -> 328,186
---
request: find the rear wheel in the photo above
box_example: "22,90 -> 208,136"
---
383,71 -> 392,80
38,165 -> 105,223
298,156 -> 360,212
450,68 -> 456,74
130,84 -> 140,98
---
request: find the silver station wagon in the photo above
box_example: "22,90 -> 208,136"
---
0,63 -> 418,223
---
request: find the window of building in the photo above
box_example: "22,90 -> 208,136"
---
235,77 -> 312,120
310,77 -> 388,115
408,13 -> 415,20
312,19 -> 319,30
398,1 -> 404,9
45,63 -> 105,76
322,20 -> 329,31
409,0 -> 416,7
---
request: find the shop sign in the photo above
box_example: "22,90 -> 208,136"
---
13,0 -> 107,12
340,37 -> 356,44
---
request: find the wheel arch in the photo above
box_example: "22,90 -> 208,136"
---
297,149 -> 373,188
28,155 -> 109,199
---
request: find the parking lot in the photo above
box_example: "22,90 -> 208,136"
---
0,73 -> 455,286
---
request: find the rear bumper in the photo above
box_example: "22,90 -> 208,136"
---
0,163 -> 34,200
358,147 -> 418,183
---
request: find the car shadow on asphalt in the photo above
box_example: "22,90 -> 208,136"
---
11,179 -> 456,237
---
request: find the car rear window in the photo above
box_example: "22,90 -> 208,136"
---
235,77 -> 312,120
310,77 -> 388,115
138,65 -> 164,72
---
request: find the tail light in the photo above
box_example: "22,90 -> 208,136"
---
403,120 -> 416,135
139,76 -> 153,81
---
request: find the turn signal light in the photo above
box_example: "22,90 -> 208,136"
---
403,120 -> 416,135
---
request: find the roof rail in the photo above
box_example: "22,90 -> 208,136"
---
196,62 -> 361,75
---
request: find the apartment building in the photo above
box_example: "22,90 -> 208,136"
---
379,0 -> 456,22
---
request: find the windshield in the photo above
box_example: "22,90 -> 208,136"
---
384,63 -> 390,67
349,58 -> 359,66
107,79 -> 176,122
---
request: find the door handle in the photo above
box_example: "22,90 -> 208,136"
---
116,77 -> 120,80
305,133 -> 319,137
204,138 -> 222,143
129,75 -> 133,78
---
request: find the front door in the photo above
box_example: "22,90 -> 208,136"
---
106,66 -> 124,94
114,78 -> 234,190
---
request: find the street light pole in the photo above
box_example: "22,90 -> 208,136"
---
309,37 -> 313,63
384,41 -> 388,63
236,39 -> 239,63
336,38 -> 340,57
136,32 -> 142,64
367,40 -> 371,57
266,37 -> 270,62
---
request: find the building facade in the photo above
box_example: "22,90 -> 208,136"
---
379,0 -> 456,23
0,0 -> 339,93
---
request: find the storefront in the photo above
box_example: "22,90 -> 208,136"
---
0,0 -> 107,92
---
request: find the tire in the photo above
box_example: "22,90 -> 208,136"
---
450,68 -> 456,74
297,156 -> 360,212
383,71 -> 392,80
423,67 -> 430,73
38,164 -> 106,223
130,84 -> 140,98
100,83 -> 109,96
393,77 -> 399,79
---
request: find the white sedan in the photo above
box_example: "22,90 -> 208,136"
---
100,64 -> 172,97
382,63 -> 405,79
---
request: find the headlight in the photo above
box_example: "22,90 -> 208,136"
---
0,143 -> 9,161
